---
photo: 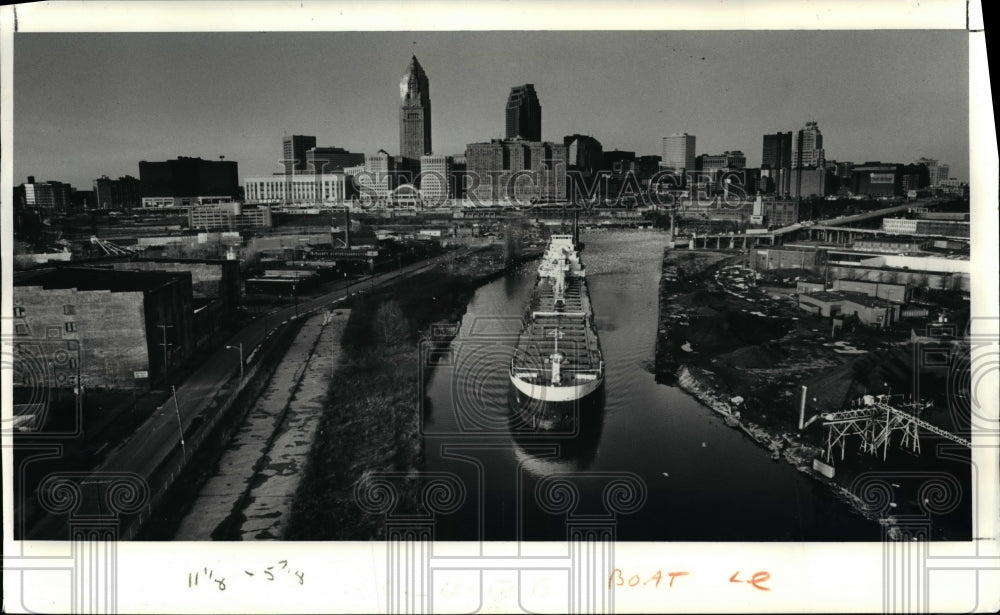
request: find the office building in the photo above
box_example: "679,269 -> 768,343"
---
419,155 -> 454,202
306,147 -> 365,174
244,173 -> 348,205
399,56 -> 432,161
851,162 -> 903,197
696,151 -> 746,171
662,133 -> 696,172
506,84 -> 542,141
790,167 -> 835,198
915,158 -> 950,186
282,135 -> 317,175
564,134 -> 603,173
792,121 -> 825,168
138,156 -> 239,204
15,176 -> 73,210
345,150 -> 399,203
464,139 -> 567,203
762,132 -> 793,170
93,175 -> 142,209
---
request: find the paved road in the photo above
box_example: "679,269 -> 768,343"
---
25,247 -> 474,539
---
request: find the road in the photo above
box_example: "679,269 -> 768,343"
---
24,246 -> 474,539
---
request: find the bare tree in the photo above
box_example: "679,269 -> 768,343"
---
373,300 -> 409,347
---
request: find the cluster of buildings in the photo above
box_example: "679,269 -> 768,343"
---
748,237 -> 969,330
660,125 -> 961,202
15,54 -> 967,216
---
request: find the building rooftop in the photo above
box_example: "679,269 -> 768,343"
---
839,291 -> 895,308
801,291 -> 845,303
14,267 -> 188,293
802,289 -> 894,308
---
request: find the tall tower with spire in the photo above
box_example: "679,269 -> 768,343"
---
399,56 -> 431,162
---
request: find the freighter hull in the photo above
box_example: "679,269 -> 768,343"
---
509,371 -> 603,402
509,233 -> 604,423
509,379 -> 606,433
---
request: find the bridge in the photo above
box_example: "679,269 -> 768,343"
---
682,200 -> 946,250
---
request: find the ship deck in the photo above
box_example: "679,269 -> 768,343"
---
513,276 -> 602,374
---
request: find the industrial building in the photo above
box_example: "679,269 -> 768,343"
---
751,246 -> 823,271
188,202 -> 273,231
108,258 -> 240,348
798,290 -> 900,328
831,278 -> 911,304
13,267 -> 195,389
882,217 -> 969,238
850,237 -> 926,254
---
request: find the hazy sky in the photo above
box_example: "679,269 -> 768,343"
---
13,30 -> 969,188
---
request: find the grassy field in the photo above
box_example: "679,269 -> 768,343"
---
285,244 -> 531,539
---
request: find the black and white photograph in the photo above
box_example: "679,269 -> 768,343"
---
2,1 -> 997,613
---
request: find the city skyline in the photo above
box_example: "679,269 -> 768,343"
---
13,30 -> 969,189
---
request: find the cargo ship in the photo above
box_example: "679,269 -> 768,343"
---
509,232 -> 605,429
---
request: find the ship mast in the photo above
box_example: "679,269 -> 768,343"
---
548,325 -> 564,385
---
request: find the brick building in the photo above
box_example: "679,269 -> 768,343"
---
13,268 -> 195,389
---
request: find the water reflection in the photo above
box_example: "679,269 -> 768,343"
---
507,383 -> 606,478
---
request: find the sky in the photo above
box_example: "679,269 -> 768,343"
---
13,30 -> 970,189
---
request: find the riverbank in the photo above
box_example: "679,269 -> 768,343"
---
285,244 -> 540,539
656,247 -> 971,539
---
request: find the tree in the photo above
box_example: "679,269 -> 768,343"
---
373,300 -> 409,347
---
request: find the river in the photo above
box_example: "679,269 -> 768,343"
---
422,230 -> 880,541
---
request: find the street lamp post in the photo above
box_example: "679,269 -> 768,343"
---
225,343 -> 244,379
171,385 -> 186,460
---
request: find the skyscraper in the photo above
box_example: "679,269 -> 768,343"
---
662,133 -> 696,171
792,121 -> 825,168
761,132 -> 793,170
282,135 -> 317,175
399,56 -> 432,162
505,84 -> 542,141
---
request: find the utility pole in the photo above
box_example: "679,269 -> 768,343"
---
172,385 -> 186,459
226,343 -> 244,379
157,324 -> 173,381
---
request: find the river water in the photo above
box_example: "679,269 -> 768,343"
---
422,230 -> 880,541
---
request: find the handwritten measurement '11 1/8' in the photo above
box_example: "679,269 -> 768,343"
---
609,569 -> 771,591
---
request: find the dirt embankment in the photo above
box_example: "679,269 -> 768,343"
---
655,247 -> 972,539
285,245 -> 537,539
655,247 -> 929,430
